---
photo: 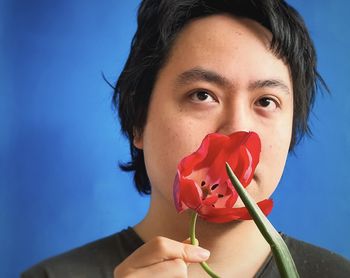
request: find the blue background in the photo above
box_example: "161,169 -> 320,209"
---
1,1 -> 349,277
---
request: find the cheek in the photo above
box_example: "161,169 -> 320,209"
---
142,117 -> 202,190
262,141 -> 289,170
257,126 -> 292,194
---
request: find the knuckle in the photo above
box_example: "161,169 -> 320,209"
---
182,244 -> 194,261
152,236 -> 169,251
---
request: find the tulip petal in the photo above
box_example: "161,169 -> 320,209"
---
173,131 -> 268,223
202,195 -> 219,206
179,178 -> 202,211
197,199 -> 273,223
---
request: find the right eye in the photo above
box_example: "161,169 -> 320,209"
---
189,90 -> 217,103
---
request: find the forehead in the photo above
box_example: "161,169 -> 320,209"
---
159,14 -> 292,91
198,14 -> 270,44
168,14 -> 273,61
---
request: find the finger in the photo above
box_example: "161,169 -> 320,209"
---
183,237 -> 199,246
130,258 -> 188,278
182,238 -> 200,267
124,236 -> 210,269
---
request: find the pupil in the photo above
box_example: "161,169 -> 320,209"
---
197,91 -> 208,101
259,98 -> 270,107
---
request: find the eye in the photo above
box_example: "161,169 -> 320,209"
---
189,90 -> 217,103
255,97 -> 279,112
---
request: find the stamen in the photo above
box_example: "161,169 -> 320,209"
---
218,194 -> 224,198
211,184 -> 219,190
201,181 -> 206,187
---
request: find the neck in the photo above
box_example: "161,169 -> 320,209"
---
134,190 -> 271,277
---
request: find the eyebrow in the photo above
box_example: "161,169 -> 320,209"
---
248,79 -> 290,95
175,67 -> 232,89
175,67 -> 290,95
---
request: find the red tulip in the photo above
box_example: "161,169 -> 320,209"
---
173,131 -> 273,223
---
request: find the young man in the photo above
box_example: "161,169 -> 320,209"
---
23,0 -> 350,277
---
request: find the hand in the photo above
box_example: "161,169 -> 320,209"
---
114,236 -> 210,277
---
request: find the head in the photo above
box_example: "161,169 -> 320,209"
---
113,0 -> 325,195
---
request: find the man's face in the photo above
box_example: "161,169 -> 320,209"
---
135,14 -> 293,209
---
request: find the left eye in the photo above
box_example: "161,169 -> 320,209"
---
190,90 -> 216,103
255,97 -> 278,111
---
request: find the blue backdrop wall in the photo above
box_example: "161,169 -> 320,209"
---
1,1 -> 350,277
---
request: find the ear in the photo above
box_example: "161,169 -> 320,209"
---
133,128 -> 144,149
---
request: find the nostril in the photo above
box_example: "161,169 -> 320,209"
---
216,127 -> 251,137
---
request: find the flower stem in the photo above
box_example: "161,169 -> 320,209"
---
225,162 -> 299,278
190,211 -> 221,278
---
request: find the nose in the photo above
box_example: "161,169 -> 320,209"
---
216,100 -> 253,135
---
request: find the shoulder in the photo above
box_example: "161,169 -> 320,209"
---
265,235 -> 350,278
21,227 -> 144,278
258,235 -> 350,278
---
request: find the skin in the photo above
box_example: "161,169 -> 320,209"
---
115,14 -> 294,277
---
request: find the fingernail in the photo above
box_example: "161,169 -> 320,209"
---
195,247 -> 210,259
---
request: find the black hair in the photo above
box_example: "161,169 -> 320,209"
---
113,0 -> 326,194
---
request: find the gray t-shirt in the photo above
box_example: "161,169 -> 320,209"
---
21,227 -> 350,277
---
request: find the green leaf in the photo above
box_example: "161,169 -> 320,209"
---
225,162 -> 299,278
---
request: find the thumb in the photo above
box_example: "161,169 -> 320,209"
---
182,237 -> 201,266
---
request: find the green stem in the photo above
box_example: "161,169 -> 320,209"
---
190,211 -> 221,278
225,162 -> 299,278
